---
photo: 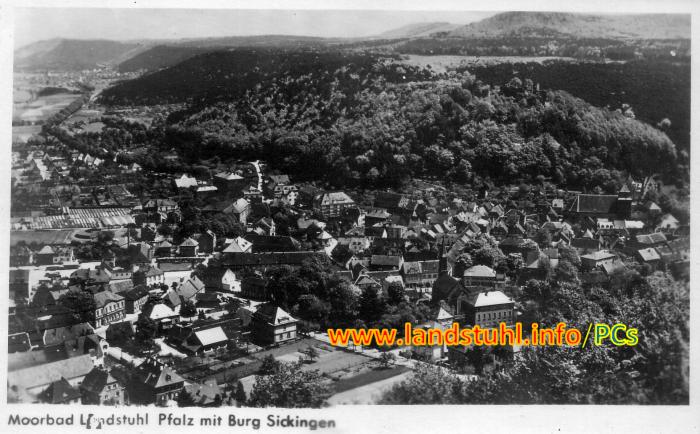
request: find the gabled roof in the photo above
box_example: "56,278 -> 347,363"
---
637,248 -> 661,262
143,302 -> 177,320
355,274 -> 380,287
601,260 -> 627,275
435,306 -> 454,321
468,290 -> 513,308
185,380 -> 222,406
463,265 -> 496,278
177,276 -> 205,300
214,171 -> 244,180
581,250 -> 616,261
402,261 -> 422,275
139,265 -> 164,277
635,232 -> 667,244
135,360 -> 184,389
38,245 -> 56,255
39,377 -> 81,403
80,367 -> 118,394
179,237 -> 199,247
371,255 -> 403,267
94,291 -> 124,309
255,303 -> 297,325
122,285 -> 150,301
224,236 -> 253,253
193,327 -> 228,346
569,195 -> 619,214
318,191 -> 354,205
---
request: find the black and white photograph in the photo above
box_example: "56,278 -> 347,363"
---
2,0 -> 698,432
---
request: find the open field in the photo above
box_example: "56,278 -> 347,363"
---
13,92 -> 82,123
12,125 -> 42,143
10,229 -> 79,246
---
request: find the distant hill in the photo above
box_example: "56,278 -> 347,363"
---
375,22 -> 461,39
14,39 -> 147,71
172,34 -> 334,48
118,46 -> 211,73
117,35 -> 336,72
16,35 -> 335,73
448,12 -> 690,40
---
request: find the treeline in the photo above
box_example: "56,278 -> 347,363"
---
101,48 -> 428,106
467,60 -> 690,152
43,94 -> 89,127
395,37 -> 690,62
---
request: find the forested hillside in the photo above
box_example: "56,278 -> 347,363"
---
99,49 -> 686,192
467,60 -> 690,152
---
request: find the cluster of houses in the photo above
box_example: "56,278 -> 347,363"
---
8,136 -> 690,405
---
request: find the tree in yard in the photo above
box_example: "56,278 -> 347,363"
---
554,260 -> 580,284
359,285 -> 386,324
57,290 -> 96,324
465,345 -> 489,375
180,299 -> 197,318
472,245 -> 504,269
96,230 -> 115,245
378,351 -> 397,369
234,381 -> 247,407
533,228 -> 552,248
247,361 -> 330,408
225,297 -> 242,316
296,294 -> 330,325
105,323 -> 134,347
301,345 -> 320,363
453,253 -> 473,278
326,279 -> 359,327
133,314 -> 158,353
258,354 -> 281,375
176,389 -> 196,407
386,282 -> 406,305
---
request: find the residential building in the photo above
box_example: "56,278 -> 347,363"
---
94,291 -> 126,328
80,367 -> 125,405
178,237 -> 199,257
455,290 -> 515,328
462,265 -> 498,289
130,358 -> 184,406
580,250 -> 617,270
314,191 -> 356,218
38,377 -> 82,404
133,265 -> 164,287
120,285 -> 150,314
251,303 -> 298,346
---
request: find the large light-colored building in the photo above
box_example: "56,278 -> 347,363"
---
94,291 -> 126,328
315,192 -> 355,218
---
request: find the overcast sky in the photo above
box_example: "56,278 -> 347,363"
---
14,8 -> 497,48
